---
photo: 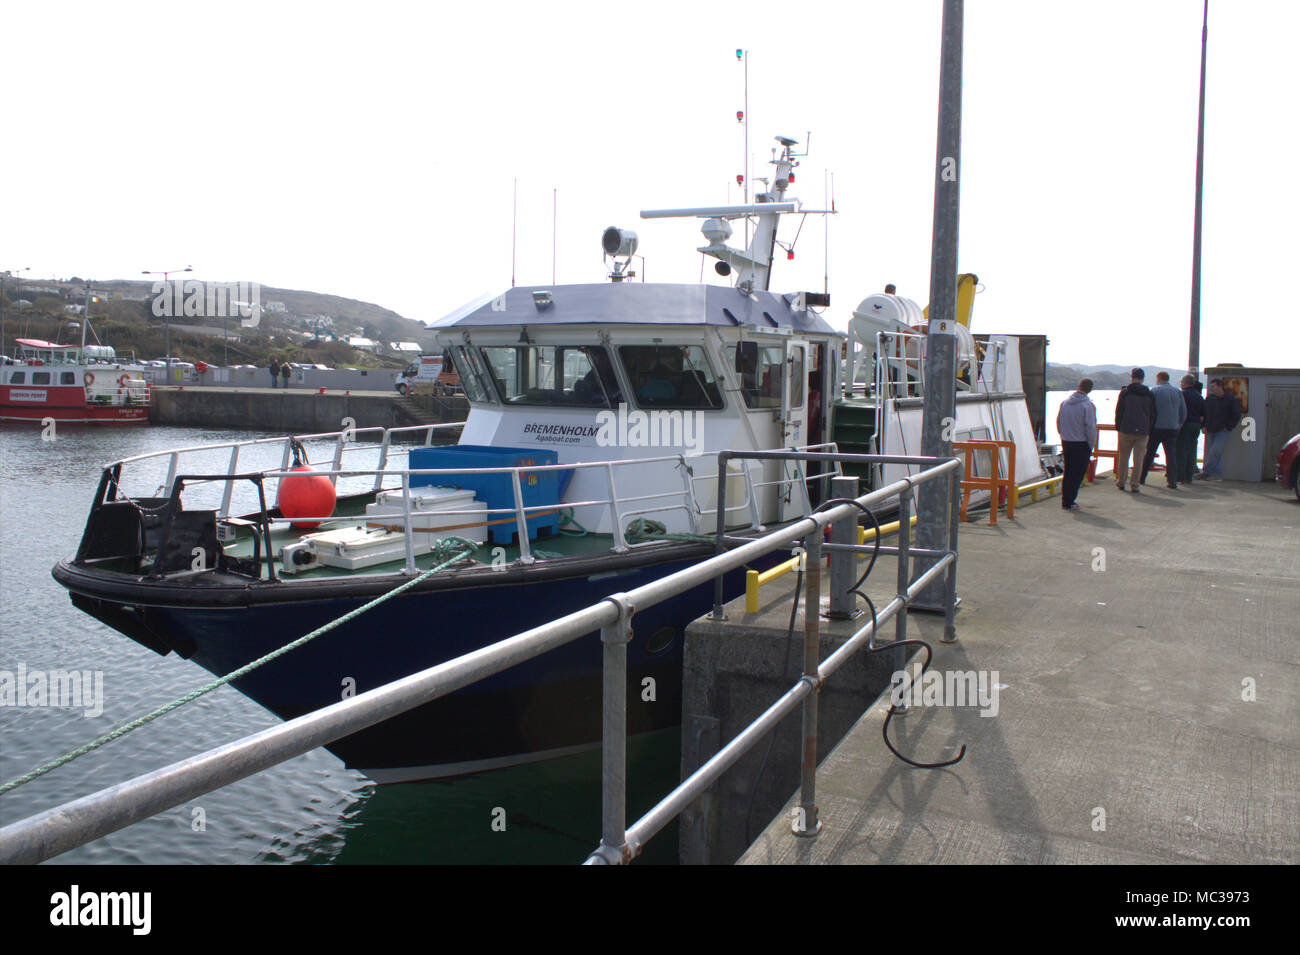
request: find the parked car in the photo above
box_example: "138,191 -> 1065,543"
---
1276,433 -> 1300,501
395,351 -> 460,396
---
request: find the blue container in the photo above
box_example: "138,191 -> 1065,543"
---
408,445 -> 569,545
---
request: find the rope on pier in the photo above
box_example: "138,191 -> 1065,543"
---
0,536 -> 480,797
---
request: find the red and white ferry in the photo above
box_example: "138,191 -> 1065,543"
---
0,339 -> 150,424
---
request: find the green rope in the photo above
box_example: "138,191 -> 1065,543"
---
0,536 -> 479,797
624,517 -> 716,544
558,507 -> 587,537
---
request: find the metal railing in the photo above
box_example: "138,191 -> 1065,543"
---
93,422 -> 839,576
0,450 -> 960,865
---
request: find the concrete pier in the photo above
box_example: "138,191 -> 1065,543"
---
723,478 -> 1299,864
149,386 -> 466,432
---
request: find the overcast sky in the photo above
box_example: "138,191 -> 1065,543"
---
2,0 -> 1295,370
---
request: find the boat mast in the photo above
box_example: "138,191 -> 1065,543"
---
1188,0 -> 1209,382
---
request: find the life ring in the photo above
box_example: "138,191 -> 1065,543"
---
84,372 -> 95,385
118,374 -> 129,387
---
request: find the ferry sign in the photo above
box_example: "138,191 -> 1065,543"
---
8,389 -> 48,402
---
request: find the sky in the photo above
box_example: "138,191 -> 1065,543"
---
2,0 -> 1296,370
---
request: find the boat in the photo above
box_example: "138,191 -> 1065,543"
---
1,338 -> 150,424
51,135 -> 1045,782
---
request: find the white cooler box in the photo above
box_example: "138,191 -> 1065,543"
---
364,486 -> 488,543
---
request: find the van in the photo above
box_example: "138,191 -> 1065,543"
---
396,350 -> 460,396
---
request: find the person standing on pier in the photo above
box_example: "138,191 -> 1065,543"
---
1056,378 -> 1097,510
1114,368 -> 1156,492
1141,371 -> 1186,488
269,357 -> 280,388
280,361 -> 291,389
1201,379 -> 1241,481
1177,375 -> 1205,483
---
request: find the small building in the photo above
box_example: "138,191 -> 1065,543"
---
390,341 -> 421,354
1203,365 -> 1300,482
346,336 -> 382,354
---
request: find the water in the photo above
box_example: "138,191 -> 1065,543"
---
0,423 -> 677,864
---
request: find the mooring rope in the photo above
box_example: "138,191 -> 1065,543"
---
0,536 -> 480,797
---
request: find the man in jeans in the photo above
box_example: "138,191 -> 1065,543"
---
1114,368 -> 1156,492
1056,377 -> 1097,510
1141,371 -> 1187,488
1202,379 -> 1241,481
1177,375 -> 1205,482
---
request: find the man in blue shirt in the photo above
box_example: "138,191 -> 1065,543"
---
1141,371 -> 1187,488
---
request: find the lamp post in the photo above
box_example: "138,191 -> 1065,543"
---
1,266 -> 31,361
141,265 -> 193,364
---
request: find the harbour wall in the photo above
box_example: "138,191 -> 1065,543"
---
678,603 -> 898,865
149,387 -> 467,433
144,366 -> 401,392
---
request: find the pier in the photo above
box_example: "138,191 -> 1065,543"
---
726,478 -> 1298,864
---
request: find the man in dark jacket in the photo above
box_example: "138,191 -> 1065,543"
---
1177,375 -> 1205,483
1201,378 -> 1241,481
1114,368 -> 1156,492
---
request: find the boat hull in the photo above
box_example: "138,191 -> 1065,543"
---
54,546 -> 768,780
1,384 -> 149,424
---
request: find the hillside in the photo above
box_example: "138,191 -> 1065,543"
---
3,277 -> 438,369
1047,362 -> 1190,391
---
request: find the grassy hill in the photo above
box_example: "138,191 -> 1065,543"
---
3,277 -> 437,369
1047,362 -> 1190,391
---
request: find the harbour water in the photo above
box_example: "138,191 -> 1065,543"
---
0,423 -> 677,864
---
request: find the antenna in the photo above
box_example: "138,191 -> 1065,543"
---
824,170 -> 829,295
737,48 -> 750,252
511,178 -> 518,288
552,187 -> 557,285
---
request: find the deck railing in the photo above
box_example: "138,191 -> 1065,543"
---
91,422 -> 839,574
0,450 -> 960,865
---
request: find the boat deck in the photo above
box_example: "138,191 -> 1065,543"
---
739,478 -> 1299,864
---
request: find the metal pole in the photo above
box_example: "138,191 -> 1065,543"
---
1188,0 -> 1209,381
942,464 -> 961,643
913,0 -> 964,610
712,451 -> 730,619
597,593 -> 633,864
794,525 -> 821,837
894,489 -> 911,682
827,475 -> 860,619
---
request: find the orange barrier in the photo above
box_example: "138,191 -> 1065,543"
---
1087,424 -> 1118,481
952,439 -> 1016,524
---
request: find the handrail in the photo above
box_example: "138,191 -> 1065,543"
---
0,452 -> 961,865
951,438 -> 1016,524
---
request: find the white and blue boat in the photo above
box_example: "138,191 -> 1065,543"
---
52,136 -> 1045,782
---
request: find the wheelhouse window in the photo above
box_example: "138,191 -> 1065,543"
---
478,345 -> 620,407
727,343 -> 786,409
449,345 -> 496,404
32,372 -> 51,385
618,345 -> 723,410
61,372 -> 76,385
9,371 -> 25,384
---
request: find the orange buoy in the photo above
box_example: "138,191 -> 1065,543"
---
276,465 -> 336,530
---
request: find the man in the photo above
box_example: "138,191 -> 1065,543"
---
1141,371 -> 1186,488
1177,375 -> 1205,483
1114,367 -> 1156,492
269,357 -> 280,389
1201,378 -> 1241,481
1056,377 -> 1097,510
